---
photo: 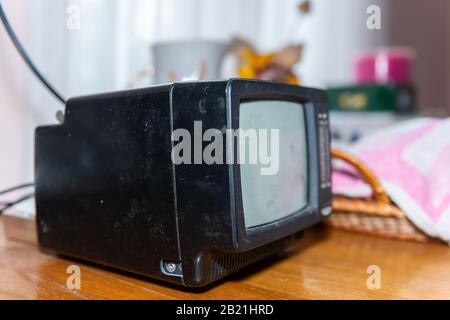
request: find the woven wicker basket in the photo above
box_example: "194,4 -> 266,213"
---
328,148 -> 430,242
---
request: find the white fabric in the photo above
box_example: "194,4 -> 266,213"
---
1,0 -> 389,191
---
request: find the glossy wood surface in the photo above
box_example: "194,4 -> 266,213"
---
1,215 -> 450,300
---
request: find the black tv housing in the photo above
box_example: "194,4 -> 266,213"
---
35,79 -> 332,287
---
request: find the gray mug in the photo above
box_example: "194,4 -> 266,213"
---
151,40 -> 230,84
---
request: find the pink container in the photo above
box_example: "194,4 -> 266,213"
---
354,48 -> 415,84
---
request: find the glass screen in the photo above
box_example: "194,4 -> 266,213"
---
239,100 -> 308,228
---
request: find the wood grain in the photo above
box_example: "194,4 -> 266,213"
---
1,215 -> 450,300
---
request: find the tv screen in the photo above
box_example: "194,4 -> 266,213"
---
239,100 -> 308,228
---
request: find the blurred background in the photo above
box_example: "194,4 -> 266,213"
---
1,0 -> 449,190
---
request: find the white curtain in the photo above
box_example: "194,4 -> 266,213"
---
1,0 -> 390,185
27,0 -> 390,96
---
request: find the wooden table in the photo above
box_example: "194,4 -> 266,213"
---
1,215 -> 450,300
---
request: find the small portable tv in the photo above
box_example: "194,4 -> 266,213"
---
35,79 -> 332,287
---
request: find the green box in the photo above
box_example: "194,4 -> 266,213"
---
327,84 -> 415,113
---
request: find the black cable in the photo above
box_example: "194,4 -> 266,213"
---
0,193 -> 34,214
0,183 -> 34,196
0,2 -> 66,104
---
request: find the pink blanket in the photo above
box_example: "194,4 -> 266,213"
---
333,118 -> 450,242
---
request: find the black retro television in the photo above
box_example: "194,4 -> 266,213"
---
35,79 -> 332,287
